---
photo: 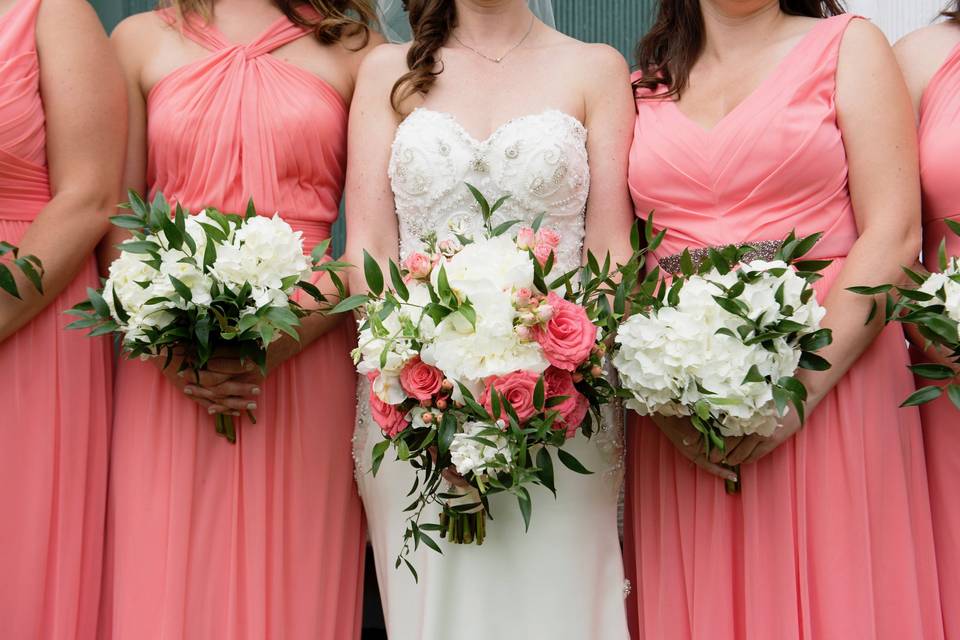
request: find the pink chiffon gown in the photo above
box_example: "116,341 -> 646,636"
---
917,36 -> 960,640
623,15 -> 944,639
99,11 -> 365,640
0,0 -> 112,637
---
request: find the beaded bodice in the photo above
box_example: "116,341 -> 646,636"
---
389,108 -> 590,270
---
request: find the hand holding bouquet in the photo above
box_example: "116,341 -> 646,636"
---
69,191 -> 346,442
344,185 -> 643,577
613,231 -> 833,492
849,219 -> 960,408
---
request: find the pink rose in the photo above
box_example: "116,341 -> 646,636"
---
481,370 -> 540,423
400,357 -> 444,401
536,228 -> 561,249
514,287 -> 534,308
533,292 -> 597,371
402,252 -> 433,280
367,373 -> 409,437
544,367 -> 588,438
517,227 -> 536,250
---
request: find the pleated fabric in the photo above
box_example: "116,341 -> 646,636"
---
623,15 -> 945,639
917,37 -> 960,640
99,10 -> 365,640
0,0 -> 112,637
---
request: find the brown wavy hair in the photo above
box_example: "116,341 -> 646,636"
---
944,0 -> 960,20
633,1 -> 845,99
390,0 -> 457,110
164,0 -> 377,47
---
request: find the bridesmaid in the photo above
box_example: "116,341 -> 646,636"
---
896,9 -> 960,638
100,1 -> 382,638
0,0 -> 124,637
624,2 -> 944,638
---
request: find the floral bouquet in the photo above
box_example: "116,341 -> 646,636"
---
68,191 -> 346,442
613,231 -> 833,492
341,185 -> 642,577
849,219 -> 960,409
0,241 -> 43,299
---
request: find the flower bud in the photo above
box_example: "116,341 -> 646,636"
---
535,304 -> 554,322
516,227 -> 536,250
436,398 -> 448,410
422,412 -> 434,424
590,364 -> 604,378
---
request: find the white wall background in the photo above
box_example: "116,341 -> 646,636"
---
847,0 -> 947,42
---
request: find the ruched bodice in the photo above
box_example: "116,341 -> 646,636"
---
0,0 -> 48,222
919,39 -> 960,263
629,15 -> 860,262
390,108 -> 590,270
148,9 -> 346,248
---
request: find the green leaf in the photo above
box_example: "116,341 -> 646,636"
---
908,363 -> 957,381
946,384 -> 960,410
490,219 -> 520,237
901,385 -> 943,407
169,276 -> 193,303
245,198 -> 257,220
465,183 -> 491,222
389,260 -> 409,300
679,249 -> 694,277
556,448 -> 592,475
363,251 -> 384,296
516,486 -> 532,532
535,447 -> 556,495
371,439 -> 391,476
793,259 -> 832,272
798,352 -> 831,371
846,285 -> 893,296
118,240 -> 160,255
799,328 -> 832,352
330,294 -> 369,314
438,412 -> 456,455
923,314 -> 960,344
87,287 -> 110,318
533,376 -> 545,411
13,257 -> 42,294
110,214 -> 147,230
741,364 -> 765,384
0,263 -> 20,299
111,287 -> 129,324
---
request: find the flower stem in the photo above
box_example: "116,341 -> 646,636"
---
724,464 -> 741,495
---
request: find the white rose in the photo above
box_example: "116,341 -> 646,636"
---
449,422 -> 512,476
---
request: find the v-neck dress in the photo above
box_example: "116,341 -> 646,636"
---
917,33 -> 960,640
99,11 -> 365,640
623,15 -> 944,639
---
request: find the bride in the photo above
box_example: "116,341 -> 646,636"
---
344,1 -> 635,637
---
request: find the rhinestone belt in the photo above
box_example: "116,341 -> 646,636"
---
657,239 -> 783,275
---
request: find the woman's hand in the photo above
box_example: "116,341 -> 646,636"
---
652,415 -> 739,483
154,350 -> 261,417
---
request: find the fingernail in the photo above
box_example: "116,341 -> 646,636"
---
231,411 -> 240,417
247,403 -> 257,411
184,387 -> 193,396
208,407 -> 217,415
251,387 -> 261,396
729,474 -> 738,482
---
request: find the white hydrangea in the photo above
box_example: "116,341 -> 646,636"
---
449,422 -> 512,476
614,263 -> 823,438
918,260 -> 960,323
102,245 -> 178,344
211,214 -> 311,310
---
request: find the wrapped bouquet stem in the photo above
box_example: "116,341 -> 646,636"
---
614,227 -> 834,493
68,191 -> 347,442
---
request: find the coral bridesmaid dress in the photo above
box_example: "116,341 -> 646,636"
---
0,0 -> 111,637
100,11 -> 364,640
623,15 -> 944,639
917,38 -> 960,639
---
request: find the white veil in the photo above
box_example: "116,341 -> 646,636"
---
377,0 -> 557,44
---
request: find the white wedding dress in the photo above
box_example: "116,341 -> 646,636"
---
354,108 -> 629,640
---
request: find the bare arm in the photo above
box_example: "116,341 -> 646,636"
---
580,45 -> 637,269
0,0 -> 126,343
727,20 -> 923,465
342,45 -> 407,296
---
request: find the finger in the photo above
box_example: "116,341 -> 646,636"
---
208,381 -> 261,399
710,436 -> 741,464
724,435 -> 763,466
213,396 -> 259,412
692,455 -> 739,482
206,404 -> 240,417
742,439 -> 780,465
205,358 -> 257,375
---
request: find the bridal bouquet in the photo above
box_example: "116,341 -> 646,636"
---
614,232 -> 833,491
68,191 -> 345,442
0,241 -> 43,299
849,219 -> 960,409
343,185 -> 640,577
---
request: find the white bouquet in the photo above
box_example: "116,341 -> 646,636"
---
69,191 -> 345,441
614,233 -> 833,490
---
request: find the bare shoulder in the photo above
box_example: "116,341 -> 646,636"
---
894,22 -> 960,89
36,0 -> 106,35
549,37 -> 630,85
110,10 -> 171,63
839,17 -> 892,60
356,42 -> 409,84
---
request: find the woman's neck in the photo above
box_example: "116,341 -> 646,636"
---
700,1 -> 785,62
452,0 -> 535,49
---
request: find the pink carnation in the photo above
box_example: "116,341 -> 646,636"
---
481,370 -> 540,423
544,367 -> 589,438
533,292 -> 597,371
536,228 -> 561,249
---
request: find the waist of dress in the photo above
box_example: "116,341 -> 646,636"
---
285,218 -> 333,253
655,235 -> 852,275
0,190 -> 48,222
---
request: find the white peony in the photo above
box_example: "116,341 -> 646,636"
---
449,422 -> 512,476
918,261 -> 960,323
